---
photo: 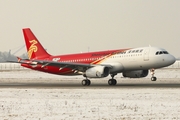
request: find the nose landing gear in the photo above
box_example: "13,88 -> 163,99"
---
150,69 -> 157,81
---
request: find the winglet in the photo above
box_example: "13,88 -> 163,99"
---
17,57 -> 22,62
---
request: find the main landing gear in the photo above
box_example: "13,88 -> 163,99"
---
108,74 -> 117,85
150,69 -> 157,81
81,74 -> 118,86
82,79 -> 91,86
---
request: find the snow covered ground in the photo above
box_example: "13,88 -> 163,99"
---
0,69 -> 180,119
1,88 -> 180,120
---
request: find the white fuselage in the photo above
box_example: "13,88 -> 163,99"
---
101,46 -> 175,73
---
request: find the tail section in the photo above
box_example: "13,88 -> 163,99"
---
23,28 -> 51,60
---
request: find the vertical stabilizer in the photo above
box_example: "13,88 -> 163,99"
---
23,28 -> 51,59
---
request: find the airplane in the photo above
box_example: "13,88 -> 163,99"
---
9,28 -> 176,86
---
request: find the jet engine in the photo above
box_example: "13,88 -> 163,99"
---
122,70 -> 148,78
85,66 -> 110,78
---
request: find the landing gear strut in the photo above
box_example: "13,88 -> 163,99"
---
150,69 -> 157,81
108,74 -> 117,85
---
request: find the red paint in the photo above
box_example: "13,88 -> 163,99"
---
21,28 -> 129,76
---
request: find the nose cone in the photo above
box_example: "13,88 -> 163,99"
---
166,54 -> 176,65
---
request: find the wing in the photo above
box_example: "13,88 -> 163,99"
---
33,60 -> 113,72
7,59 -> 113,72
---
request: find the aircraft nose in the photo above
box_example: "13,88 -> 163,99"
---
167,54 -> 176,65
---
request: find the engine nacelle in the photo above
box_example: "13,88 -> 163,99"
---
85,66 -> 110,78
122,70 -> 149,78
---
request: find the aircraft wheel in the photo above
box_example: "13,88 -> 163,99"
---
82,79 -> 91,86
108,79 -> 117,86
82,79 -> 87,86
151,77 -> 157,81
108,79 -> 112,85
86,79 -> 91,86
113,79 -> 117,85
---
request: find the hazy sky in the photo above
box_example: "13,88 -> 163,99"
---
1,0 -> 180,57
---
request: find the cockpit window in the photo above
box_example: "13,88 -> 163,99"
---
163,51 -> 168,54
155,51 -> 169,55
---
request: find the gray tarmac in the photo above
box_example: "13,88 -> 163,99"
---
0,78 -> 180,89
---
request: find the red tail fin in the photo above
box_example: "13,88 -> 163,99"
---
23,28 -> 51,60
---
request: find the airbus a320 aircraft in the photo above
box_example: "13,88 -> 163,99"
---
11,28 -> 176,86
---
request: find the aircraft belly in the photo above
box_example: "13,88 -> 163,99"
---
121,60 -> 149,70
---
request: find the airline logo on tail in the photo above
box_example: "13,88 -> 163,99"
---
28,40 -> 38,59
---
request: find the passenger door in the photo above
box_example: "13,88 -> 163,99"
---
144,48 -> 150,61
